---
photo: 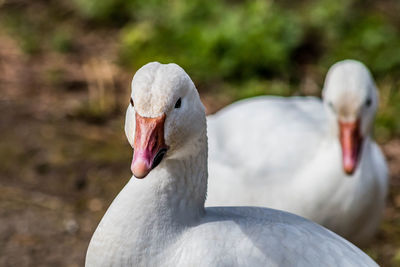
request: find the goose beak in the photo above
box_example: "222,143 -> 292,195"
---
131,113 -> 168,179
339,120 -> 362,175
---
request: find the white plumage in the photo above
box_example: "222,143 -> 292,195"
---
206,59 -> 388,246
86,62 -> 377,266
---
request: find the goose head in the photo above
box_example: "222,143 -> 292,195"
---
323,59 -> 378,175
124,62 -> 206,178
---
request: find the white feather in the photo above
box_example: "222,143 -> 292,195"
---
86,62 -> 378,266
206,60 -> 389,246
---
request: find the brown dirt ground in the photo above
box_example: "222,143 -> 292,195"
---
1,29 -> 400,267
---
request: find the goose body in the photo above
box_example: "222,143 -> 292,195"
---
86,62 -> 377,266
206,60 -> 388,245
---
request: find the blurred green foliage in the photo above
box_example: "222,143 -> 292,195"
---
0,5 -> 76,55
50,28 -> 74,53
375,79 -> 400,140
2,10 -> 41,54
71,0 -> 400,138
71,0 -> 400,82
118,1 -> 301,84
1,0 -> 400,137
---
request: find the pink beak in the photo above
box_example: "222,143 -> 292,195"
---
339,120 -> 362,175
131,113 -> 168,179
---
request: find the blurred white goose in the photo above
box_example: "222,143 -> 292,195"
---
206,59 -> 388,246
85,62 -> 377,266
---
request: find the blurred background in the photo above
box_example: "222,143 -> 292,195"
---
1,0 -> 400,266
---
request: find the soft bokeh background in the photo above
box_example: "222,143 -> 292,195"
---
1,0 -> 400,266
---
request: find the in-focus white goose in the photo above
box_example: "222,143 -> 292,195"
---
86,62 -> 377,266
206,59 -> 388,246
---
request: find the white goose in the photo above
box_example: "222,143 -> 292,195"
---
86,62 -> 377,266
206,59 -> 388,246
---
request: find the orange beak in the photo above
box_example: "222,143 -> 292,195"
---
131,113 -> 168,178
339,120 -> 362,175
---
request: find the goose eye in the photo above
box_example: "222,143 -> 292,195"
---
174,98 -> 182,109
130,98 -> 134,107
365,98 -> 372,107
328,102 -> 335,112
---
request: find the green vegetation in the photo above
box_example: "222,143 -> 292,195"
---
376,80 -> 400,141
73,0 -> 400,139
1,0 -> 400,138
51,28 -> 74,53
118,1 -> 301,84
70,0 -> 400,80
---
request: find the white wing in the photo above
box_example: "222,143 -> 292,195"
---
208,96 -> 327,180
176,207 -> 377,267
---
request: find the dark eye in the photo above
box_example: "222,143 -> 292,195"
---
365,98 -> 372,107
130,98 -> 134,107
328,101 -> 335,112
174,98 -> 182,109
